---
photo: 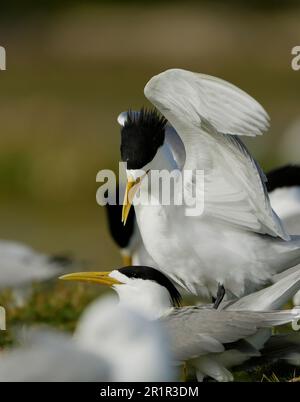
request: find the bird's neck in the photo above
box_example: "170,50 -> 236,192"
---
136,141 -> 182,208
113,282 -> 174,320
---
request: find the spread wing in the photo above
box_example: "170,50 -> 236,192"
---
144,69 -> 288,239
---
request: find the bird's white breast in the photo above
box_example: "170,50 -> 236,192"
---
134,200 -> 273,298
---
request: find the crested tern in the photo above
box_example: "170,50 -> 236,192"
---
119,68 -> 300,299
60,266 -> 300,382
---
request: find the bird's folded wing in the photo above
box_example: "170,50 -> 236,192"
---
160,307 -> 300,361
144,69 -> 288,239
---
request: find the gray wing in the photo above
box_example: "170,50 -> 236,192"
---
161,307 -> 300,361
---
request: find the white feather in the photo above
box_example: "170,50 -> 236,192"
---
129,69 -> 300,297
0,297 -> 175,382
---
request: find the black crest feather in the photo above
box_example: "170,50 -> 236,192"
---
266,165 -> 300,192
119,265 -> 182,307
120,108 -> 167,169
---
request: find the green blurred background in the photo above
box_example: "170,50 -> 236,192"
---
0,0 -> 299,269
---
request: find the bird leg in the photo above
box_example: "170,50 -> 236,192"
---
213,283 -> 225,309
180,362 -> 188,382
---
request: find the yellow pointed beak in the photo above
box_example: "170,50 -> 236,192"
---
122,179 -> 137,226
121,171 -> 149,225
59,271 -> 122,286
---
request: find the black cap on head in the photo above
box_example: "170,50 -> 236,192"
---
104,188 -> 135,249
120,108 -> 167,170
119,265 -> 182,307
266,165 -> 300,192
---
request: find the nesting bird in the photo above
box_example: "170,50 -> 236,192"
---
60,265 -> 300,382
5,68 -> 300,384
119,69 -> 300,299
0,240 -> 75,305
0,297 -> 174,382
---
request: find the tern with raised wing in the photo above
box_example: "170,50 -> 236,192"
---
119,69 -> 300,299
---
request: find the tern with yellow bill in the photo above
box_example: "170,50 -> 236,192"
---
118,68 -> 300,299
60,266 -> 300,382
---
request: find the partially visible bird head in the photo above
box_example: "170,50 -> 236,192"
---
60,265 -> 182,319
104,187 -> 136,265
266,164 -> 300,193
